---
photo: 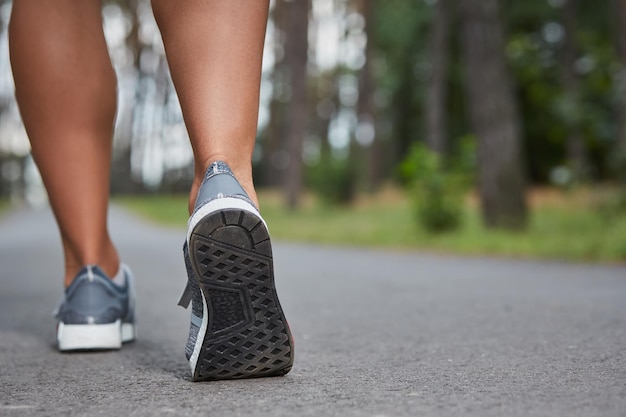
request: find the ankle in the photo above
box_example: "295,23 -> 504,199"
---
62,239 -> 120,287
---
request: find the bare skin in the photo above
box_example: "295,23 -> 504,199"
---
9,0 -> 120,286
152,0 -> 269,214
9,0 -> 269,286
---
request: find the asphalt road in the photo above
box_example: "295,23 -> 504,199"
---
0,206 -> 625,417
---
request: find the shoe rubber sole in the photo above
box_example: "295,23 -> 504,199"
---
57,320 -> 135,351
188,203 -> 294,381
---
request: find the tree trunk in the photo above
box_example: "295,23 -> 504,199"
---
111,0 -> 143,194
357,0 -> 379,193
348,0 -> 375,196
615,0 -> 626,156
560,0 -> 589,181
425,0 -> 451,156
263,95 -> 288,187
392,20 -> 422,170
460,0 -> 527,229
359,0 -> 382,193
283,0 -> 309,208
262,1 -> 288,188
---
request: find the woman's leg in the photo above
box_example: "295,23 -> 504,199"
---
151,0 -> 270,212
9,0 -> 119,286
152,1 -> 293,381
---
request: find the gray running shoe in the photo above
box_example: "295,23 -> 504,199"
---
178,161 -> 294,381
55,264 -> 136,351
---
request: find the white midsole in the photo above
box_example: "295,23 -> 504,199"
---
121,322 -> 135,342
186,197 -> 265,244
57,320 -> 135,351
188,289 -> 209,375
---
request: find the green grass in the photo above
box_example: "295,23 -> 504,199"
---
116,187 -> 626,263
117,194 -> 190,227
0,199 -> 11,217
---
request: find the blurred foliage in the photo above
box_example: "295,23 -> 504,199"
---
0,198 -> 9,215
595,188 -> 626,222
2,0 -> 626,210
608,147 -> 626,183
368,0 -> 623,184
306,154 -> 357,205
371,0 -> 434,165
505,1 -> 616,182
398,138 -> 475,233
118,186 -> 626,262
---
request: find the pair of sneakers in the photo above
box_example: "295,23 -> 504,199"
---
55,161 -> 294,381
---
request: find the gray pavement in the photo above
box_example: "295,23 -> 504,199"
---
0,205 -> 625,417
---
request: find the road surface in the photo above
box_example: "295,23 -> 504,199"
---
1,206 -> 625,416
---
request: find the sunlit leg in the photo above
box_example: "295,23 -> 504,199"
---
151,0 -> 270,212
9,0 -> 120,286
152,2 -> 294,382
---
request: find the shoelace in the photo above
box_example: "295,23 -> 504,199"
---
178,283 -> 192,308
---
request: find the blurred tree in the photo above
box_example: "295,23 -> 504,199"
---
506,2 -> 564,184
560,0 -> 589,181
460,0 -> 527,229
357,0 -> 379,192
615,0 -> 626,181
425,0 -> 451,157
0,7 -> 16,198
2,0 -> 624,198
110,0 -> 142,194
262,1 -> 288,188
373,0 -> 430,172
283,0 -> 310,208
507,1 -> 615,183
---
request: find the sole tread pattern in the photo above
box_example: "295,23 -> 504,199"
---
189,209 -> 294,381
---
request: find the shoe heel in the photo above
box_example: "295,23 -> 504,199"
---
57,320 -> 122,351
189,209 -> 294,380
121,323 -> 136,343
